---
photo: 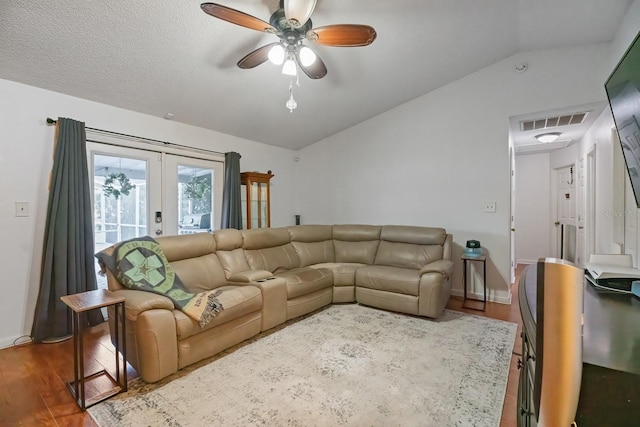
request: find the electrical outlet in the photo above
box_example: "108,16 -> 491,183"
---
483,201 -> 496,213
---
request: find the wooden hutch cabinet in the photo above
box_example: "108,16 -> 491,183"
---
241,170 -> 273,229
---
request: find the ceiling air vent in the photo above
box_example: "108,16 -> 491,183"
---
520,112 -> 588,132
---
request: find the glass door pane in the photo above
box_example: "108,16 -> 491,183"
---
250,182 -> 259,229
164,155 -> 224,236
177,164 -> 213,235
259,182 -> 268,228
94,154 -> 147,244
89,145 -> 162,290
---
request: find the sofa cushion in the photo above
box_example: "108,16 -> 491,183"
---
379,225 -> 447,245
156,233 -> 216,262
292,241 -> 335,267
374,241 -> 444,270
275,267 -> 333,299
289,224 -> 335,266
213,228 -> 243,251
311,262 -> 366,286
241,228 -> 300,273
332,224 -> 381,241
334,240 -> 379,264
288,224 -> 333,242
244,244 -> 300,274
174,285 -> 262,340
216,248 -> 252,279
242,227 -> 291,249
169,253 -> 228,293
332,225 -> 381,264
356,265 -> 420,296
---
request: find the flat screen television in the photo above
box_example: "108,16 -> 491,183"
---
605,30 -> 640,208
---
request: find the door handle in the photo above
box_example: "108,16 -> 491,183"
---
155,229 -> 162,236
578,226 -> 584,229
511,228 -> 515,232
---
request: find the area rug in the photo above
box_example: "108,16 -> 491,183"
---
89,305 -> 517,426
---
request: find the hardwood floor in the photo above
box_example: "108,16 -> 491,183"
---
0,269 -> 524,426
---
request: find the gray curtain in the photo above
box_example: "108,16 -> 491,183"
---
31,118 -> 103,342
221,151 -> 243,229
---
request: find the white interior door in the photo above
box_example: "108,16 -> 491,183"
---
555,164 -> 577,262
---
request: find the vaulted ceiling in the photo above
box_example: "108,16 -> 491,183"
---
0,0 -> 632,150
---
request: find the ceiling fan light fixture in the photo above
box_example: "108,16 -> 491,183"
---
298,46 -> 316,66
268,44 -> 285,65
284,0 -> 317,28
535,132 -> 561,143
282,58 -> 297,76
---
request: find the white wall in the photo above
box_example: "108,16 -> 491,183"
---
0,78 -> 297,348
514,153 -> 551,263
569,0 -> 640,263
295,43 -> 612,304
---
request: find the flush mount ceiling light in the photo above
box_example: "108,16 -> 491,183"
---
201,1 -> 376,112
535,132 -> 561,143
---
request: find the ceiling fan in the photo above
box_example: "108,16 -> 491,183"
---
200,1 -> 377,80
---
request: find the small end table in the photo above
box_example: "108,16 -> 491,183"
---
60,289 -> 127,410
462,254 -> 487,311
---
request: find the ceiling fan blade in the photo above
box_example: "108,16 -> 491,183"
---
284,0 -> 317,27
295,49 -> 327,79
201,3 -> 276,33
308,24 -> 377,47
237,42 -> 280,69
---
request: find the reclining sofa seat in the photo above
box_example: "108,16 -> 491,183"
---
356,225 -> 453,318
106,233 -> 263,383
240,227 -> 334,320
290,224 -> 380,303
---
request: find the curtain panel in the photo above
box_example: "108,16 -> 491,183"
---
221,151 -> 243,229
31,118 -> 102,342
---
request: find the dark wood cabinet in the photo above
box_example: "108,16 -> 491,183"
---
240,171 -> 273,229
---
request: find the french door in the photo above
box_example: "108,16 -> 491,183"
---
87,142 -> 224,288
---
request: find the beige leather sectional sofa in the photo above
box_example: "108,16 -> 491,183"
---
105,224 -> 453,382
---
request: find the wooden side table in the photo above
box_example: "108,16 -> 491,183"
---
462,254 -> 487,311
60,289 -> 127,410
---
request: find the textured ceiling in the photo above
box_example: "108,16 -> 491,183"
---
0,0 -> 632,150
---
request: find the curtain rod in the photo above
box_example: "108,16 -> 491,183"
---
46,117 -> 226,156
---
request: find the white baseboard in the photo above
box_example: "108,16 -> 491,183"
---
516,259 -> 537,265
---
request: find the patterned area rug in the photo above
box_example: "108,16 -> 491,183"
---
89,305 -> 517,426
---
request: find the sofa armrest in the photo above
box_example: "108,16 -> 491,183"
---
109,288 -> 174,321
419,259 -> 454,278
227,276 -> 287,331
228,269 -> 273,283
106,289 -> 178,383
418,260 -> 454,318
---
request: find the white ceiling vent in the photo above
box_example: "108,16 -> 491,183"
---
520,112 -> 588,132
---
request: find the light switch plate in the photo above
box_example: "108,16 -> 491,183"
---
15,201 -> 29,217
483,201 -> 496,213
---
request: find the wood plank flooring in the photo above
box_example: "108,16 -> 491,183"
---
0,268 -> 524,426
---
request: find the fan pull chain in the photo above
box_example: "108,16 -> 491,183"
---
286,79 -> 297,113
